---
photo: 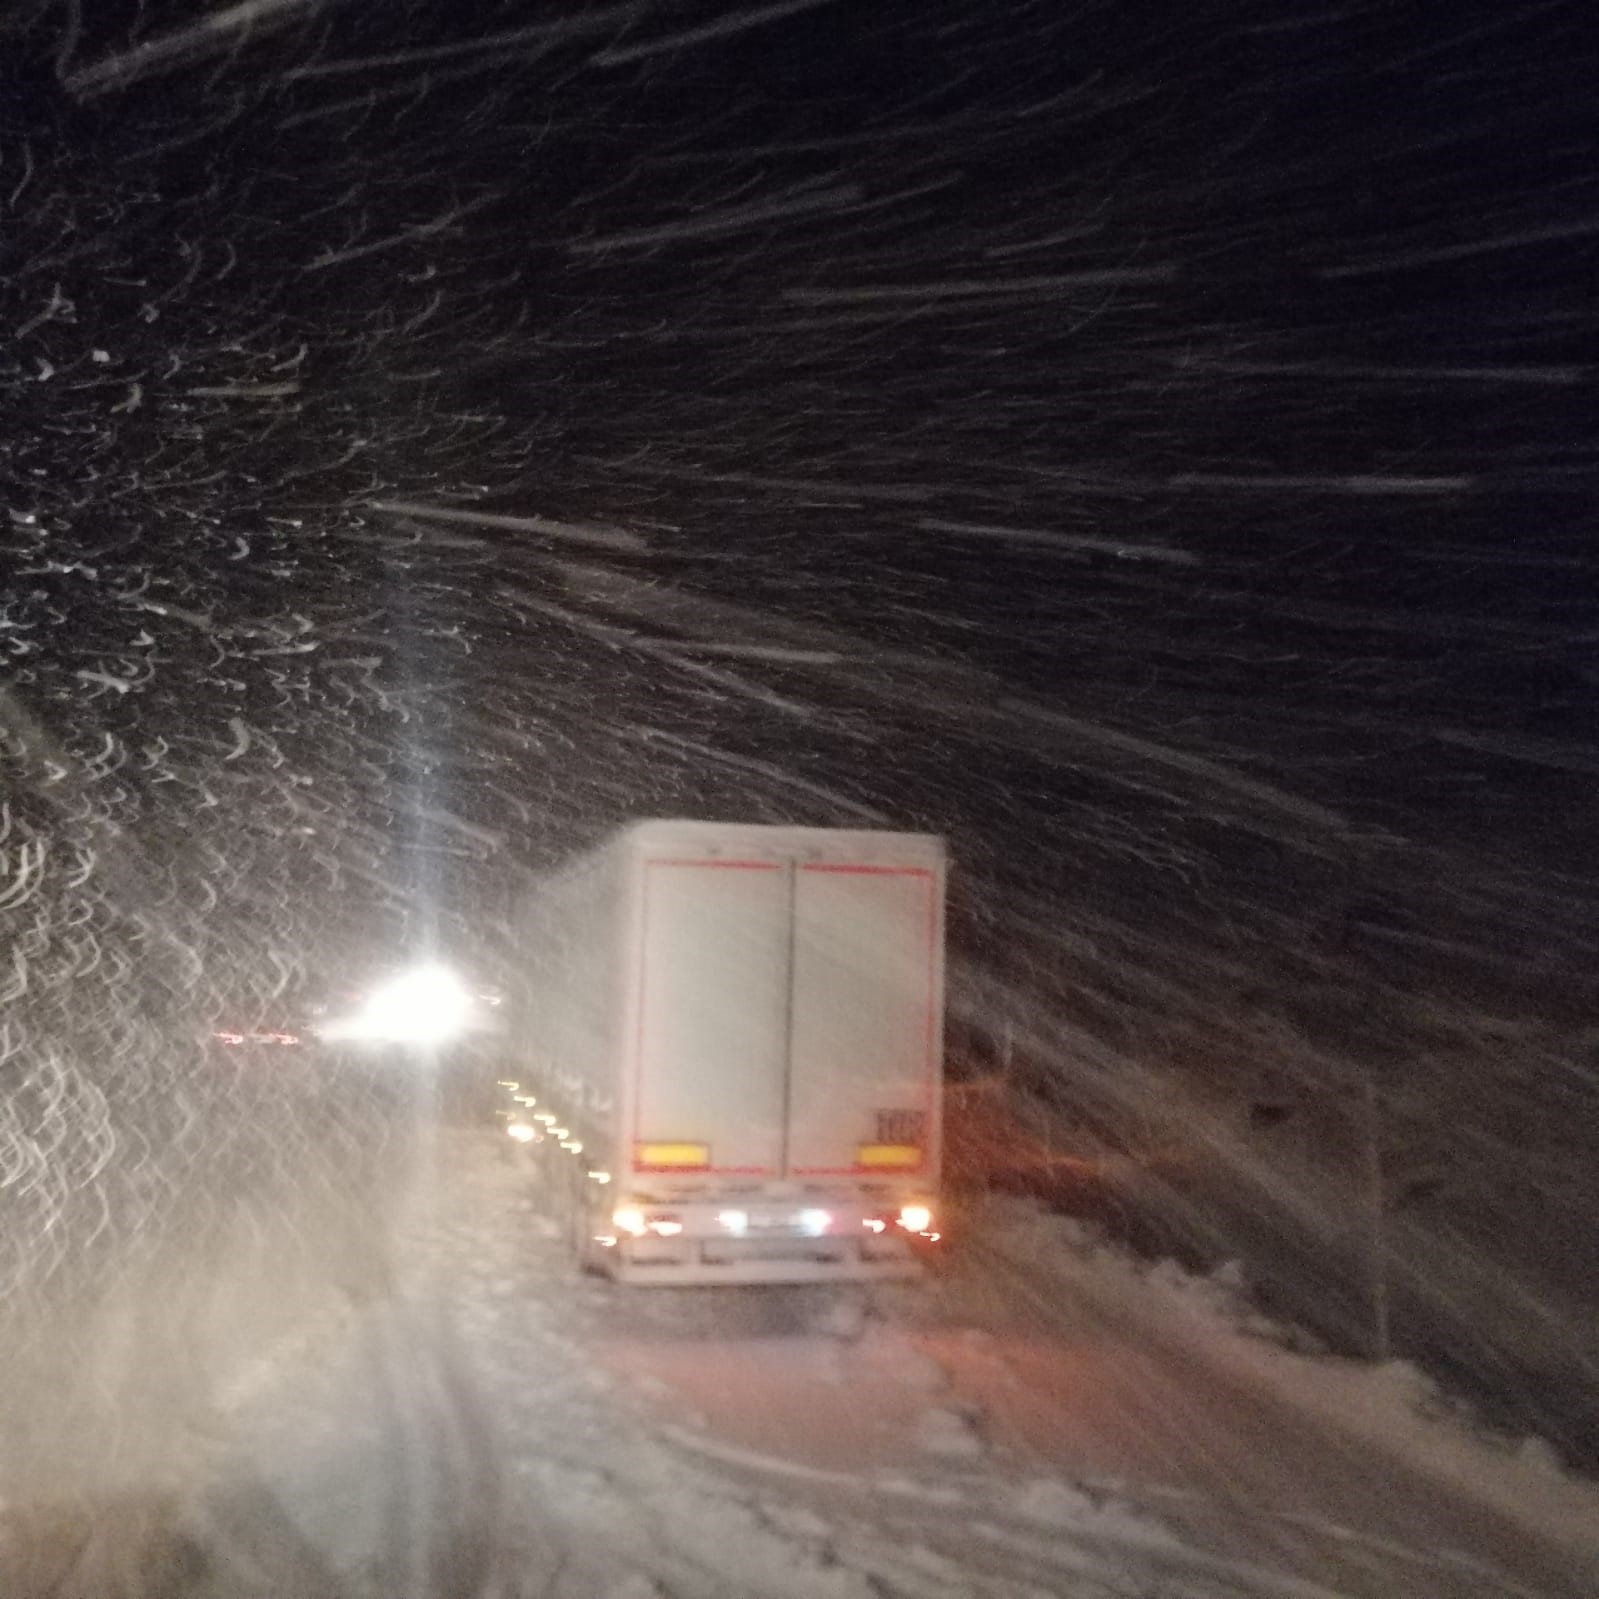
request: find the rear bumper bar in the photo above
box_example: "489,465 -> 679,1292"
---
583,1191 -> 938,1286
607,1237 -> 924,1286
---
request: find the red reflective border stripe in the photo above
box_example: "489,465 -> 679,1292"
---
647,859 -> 782,870
801,864 -> 934,876
631,1164 -> 773,1175
790,1165 -> 928,1177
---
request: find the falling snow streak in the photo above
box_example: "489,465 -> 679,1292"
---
0,0 -> 1596,1572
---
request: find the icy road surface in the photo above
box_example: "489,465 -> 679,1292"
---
220,1131 -> 1599,1599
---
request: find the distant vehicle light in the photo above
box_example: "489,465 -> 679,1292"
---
321,963 -> 474,1045
717,1210 -> 749,1234
898,1204 -> 933,1233
650,1219 -> 684,1237
587,1170 -> 612,1184
861,1218 -> 887,1234
561,1140 -> 583,1154
798,1208 -> 832,1236
595,1234 -> 618,1248
612,1207 -> 647,1237
506,1122 -> 537,1143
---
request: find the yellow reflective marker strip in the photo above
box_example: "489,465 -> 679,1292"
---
634,1142 -> 711,1168
856,1143 -> 922,1169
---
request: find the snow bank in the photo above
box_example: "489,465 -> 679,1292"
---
987,1199 -> 1599,1562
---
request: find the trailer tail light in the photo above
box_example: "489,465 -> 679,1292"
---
857,1143 -> 921,1170
634,1142 -> 710,1170
615,1206 -> 684,1237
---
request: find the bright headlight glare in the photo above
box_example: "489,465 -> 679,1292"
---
899,1204 -> 933,1233
325,963 -> 474,1045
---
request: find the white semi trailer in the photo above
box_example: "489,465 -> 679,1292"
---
500,820 -> 946,1284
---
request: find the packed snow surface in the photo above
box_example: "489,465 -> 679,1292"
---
205,1131 -> 1599,1598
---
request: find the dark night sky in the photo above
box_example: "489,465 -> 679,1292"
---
1,0 -> 1595,1216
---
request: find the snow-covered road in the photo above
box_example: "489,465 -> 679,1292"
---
215,1130 -> 1599,1598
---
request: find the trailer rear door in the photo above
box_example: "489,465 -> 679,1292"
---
633,859 -> 790,1176
785,863 -> 942,1179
